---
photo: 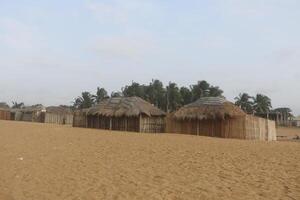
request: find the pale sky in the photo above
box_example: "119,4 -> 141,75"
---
0,0 -> 299,114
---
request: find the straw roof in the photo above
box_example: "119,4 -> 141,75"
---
174,97 -> 245,120
87,97 -> 166,117
21,105 -> 46,113
46,106 -> 73,114
0,102 -> 9,110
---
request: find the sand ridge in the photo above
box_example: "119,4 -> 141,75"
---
0,120 -> 299,200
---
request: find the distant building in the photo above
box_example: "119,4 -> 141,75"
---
292,116 -> 300,127
255,111 -> 291,126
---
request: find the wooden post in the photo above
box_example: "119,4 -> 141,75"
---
197,120 -> 199,136
85,114 -> 88,128
125,118 -> 128,131
109,117 -> 112,130
139,115 -> 143,133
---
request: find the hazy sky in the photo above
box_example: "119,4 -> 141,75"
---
0,0 -> 299,114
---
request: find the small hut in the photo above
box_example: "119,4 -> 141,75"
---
44,106 -> 73,125
15,105 -> 46,123
166,97 -> 276,141
0,103 -> 11,120
82,97 -> 166,133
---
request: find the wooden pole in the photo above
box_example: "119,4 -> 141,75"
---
109,117 -> 112,130
197,120 -> 199,136
139,115 -> 143,133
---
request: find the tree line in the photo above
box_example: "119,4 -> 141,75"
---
73,80 -> 223,112
1,79 -> 292,117
73,79 -> 292,116
234,93 -> 293,117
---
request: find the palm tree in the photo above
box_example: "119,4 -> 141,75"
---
94,87 -> 108,103
11,101 -> 25,109
234,93 -> 254,114
73,92 -> 95,109
253,94 -> 272,114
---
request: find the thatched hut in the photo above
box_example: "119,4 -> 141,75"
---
15,105 -> 46,123
44,106 -> 73,125
166,97 -> 277,141
0,103 -> 11,120
81,97 -> 166,133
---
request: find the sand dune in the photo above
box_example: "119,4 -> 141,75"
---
0,120 -> 299,200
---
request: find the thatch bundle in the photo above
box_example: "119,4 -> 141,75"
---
174,97 -> 245,120
88,97 -> 166,117
46,106 -> 72,114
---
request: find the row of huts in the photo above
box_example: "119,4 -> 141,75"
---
0,105 -> 73,125
0,97 -> 277,141
73,96 -> 277,141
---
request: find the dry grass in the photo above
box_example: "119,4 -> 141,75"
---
0,120 -> 299,200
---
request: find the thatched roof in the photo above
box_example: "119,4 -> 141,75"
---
74,108 -> 90,115
0,102 -> 9,110
21,105 -> 46,113
174,97 -> 245,120
87,97 -> 166,117
46,106 -> 73,114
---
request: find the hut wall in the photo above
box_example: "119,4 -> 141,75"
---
0,110 -> 11,120
87,115 -> 140,132
267,119 -> 277,141
15,111 -> 23,121
73,112 -> 87,128
10,112 -> 15,120
140,116 -> 165,133
65,114 -> 73,125
32,112 -> 45,123
166,114 -> 277,141
20,111 -> 44,123
86,115 -> 164,133
45,113 -> 64,124
22,113 -> 33,122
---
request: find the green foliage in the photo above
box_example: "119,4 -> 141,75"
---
253,94 -> 272,114
73,92 -> 95,109
234,93 -> 254,114
190,81 -> 223,101
146,79 -> 167,110
94,87 -> 108,103
122,82 -> 146,99
166,82 -> 182,112
73,80 -> 224,112
180,87 -> 193,106
235,93 -> 273,114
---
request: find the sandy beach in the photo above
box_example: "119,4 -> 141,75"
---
0,120 -> 299,200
